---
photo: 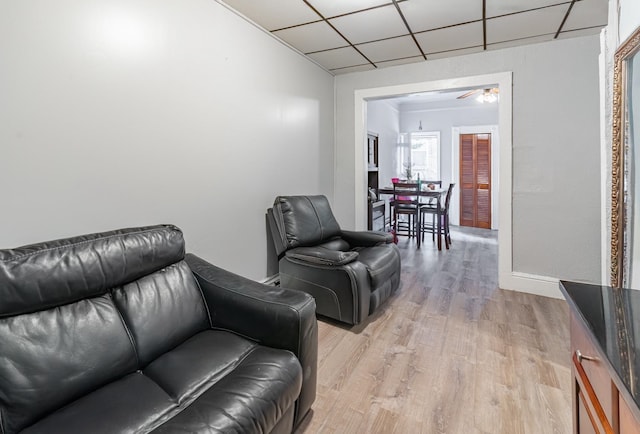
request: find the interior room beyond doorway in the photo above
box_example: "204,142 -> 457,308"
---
365,87 -> 500,232
353,72 -> 515,293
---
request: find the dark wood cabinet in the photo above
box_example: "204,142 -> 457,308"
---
367,133 -> 378,169
368,200 -> 385,231
571,314 -> 615,433
560,281 -> 640,434
367,133 -> 383,230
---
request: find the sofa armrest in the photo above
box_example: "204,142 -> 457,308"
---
340,229 -> 393,246
185,253 -> 317,426
285,246 -> 358,266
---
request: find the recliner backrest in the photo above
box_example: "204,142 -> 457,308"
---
272,195 -> 342,252
0,225 -> 209,433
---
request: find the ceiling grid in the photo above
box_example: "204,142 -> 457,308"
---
221,0 -> 608,74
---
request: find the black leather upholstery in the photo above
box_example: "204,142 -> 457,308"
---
0,224 -> 316,433
268,195 -> 401,325
271,195 -> 342,251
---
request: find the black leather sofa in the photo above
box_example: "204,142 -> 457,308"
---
0,225 -> 317,434
267,195 -> 401,326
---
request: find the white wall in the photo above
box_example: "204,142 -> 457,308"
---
335,35 -> 602,292
0,0 -> 335,280
619,0 -> 640,42
366,100 -> 399,191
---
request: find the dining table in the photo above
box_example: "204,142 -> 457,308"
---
378,185 -> 448,250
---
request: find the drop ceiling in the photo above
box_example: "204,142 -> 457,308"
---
219,0 -> 608,75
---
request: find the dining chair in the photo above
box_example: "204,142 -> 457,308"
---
392,181 -> 421,245
420,180 -> 442,188
418,180 -> 442,207
420,183 -> 455,249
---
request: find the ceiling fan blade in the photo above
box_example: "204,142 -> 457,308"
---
457,89 -> 479,99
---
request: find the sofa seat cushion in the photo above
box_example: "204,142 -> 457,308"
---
143,330 -> 257,403
21,372 -> 175,434
20,330 -> 303,434
355,244 -> 401,288
151,339 -> 303,433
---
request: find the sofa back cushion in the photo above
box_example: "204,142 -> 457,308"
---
0,225 -> 185,317
272,195 -> 342,250
113,260 -> 210,366
0,295 -> 138,433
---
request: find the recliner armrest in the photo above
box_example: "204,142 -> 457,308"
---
185,253 -> 317,425
285,246 -> 358,266
340,230 -> 393,246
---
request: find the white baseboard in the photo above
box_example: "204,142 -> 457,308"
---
499,271 -> 563,299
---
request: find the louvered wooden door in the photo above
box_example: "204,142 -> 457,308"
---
460,133 -> 491,229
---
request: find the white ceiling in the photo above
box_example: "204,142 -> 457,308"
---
219,0 -> 608,75
375,87 -> 501,109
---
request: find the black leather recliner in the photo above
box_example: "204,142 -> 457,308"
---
267,195 -> 401,326
0,224 -> 317,434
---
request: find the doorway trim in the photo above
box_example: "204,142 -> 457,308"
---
354,71 -> 561,298
452,125 -> 499,229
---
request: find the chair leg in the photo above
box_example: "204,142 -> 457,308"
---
432,214 -> 436,241
444,216 -> 449,249
393,209 -> 397,237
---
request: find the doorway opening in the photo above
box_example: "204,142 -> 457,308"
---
354,72 -> 513,290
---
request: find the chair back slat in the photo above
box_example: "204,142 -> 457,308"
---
392,181 -> 421,206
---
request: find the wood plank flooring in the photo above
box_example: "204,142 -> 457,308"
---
295,226 -> 571,434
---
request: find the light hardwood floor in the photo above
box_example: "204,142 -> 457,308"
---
295,226 -> 572,434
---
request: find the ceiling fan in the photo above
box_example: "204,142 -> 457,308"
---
457,87 -> 499,102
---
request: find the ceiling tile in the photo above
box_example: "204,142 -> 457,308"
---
273,21 -> 347,53
486,0 -> 568,18
376,56 -> 425,68
486,34 -> 554,50
329,5 -> 407,44
399,0 -> 483,32
357,36 -> 422,63
426,46 -> 484,60
221,0 -> 319,31
309,0 -> 390,18
307,46 -> 370,70
416,22 -> 483,54
332,64 -> 377,75
557,27 -> 603,39
562,0 -> 608,31
486,4 -> 568,44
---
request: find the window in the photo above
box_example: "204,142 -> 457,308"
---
397,132 -> 440,180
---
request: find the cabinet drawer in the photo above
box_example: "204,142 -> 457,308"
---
619,391 -> 640,433
372,208 -> 384,220
578,390 -> 598,434
571,315 -> 614,428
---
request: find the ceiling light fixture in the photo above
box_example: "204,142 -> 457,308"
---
476,88 -> 498,103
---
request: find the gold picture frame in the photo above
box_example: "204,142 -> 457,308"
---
611,25 -> 640,287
